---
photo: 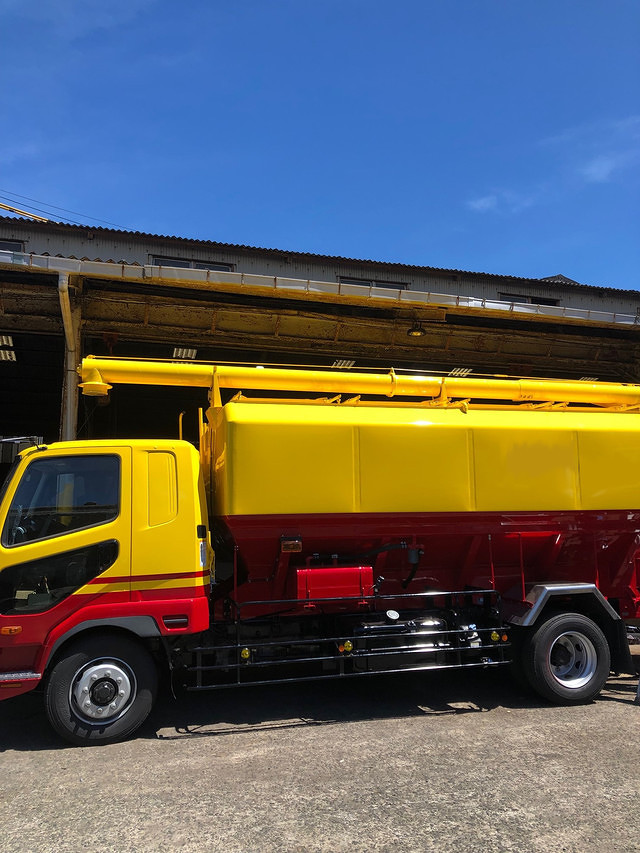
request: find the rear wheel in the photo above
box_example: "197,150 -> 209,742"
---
45,634 -> 158,745
522,613 -> 610,704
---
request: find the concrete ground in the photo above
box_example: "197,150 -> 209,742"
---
1,666 -> 639,853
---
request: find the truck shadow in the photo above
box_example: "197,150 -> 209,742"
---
152,668 -> 640,741
149,668 -> 548,741
0,669 -> 636,751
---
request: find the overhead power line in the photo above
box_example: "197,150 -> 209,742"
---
0,195 -> 87,226
0,188 -> 134,230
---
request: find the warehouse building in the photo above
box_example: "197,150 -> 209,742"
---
1,216 -> 639,447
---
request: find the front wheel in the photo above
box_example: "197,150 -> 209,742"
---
522,613 -> 611,704
45,634 -> 158,745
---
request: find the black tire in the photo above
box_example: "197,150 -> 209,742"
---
522,612 -> 610,705
45,634 -> 158,746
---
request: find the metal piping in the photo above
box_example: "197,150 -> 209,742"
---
0,201 -> 48,221
58,273 -> 80,441
78,356 -> 640,409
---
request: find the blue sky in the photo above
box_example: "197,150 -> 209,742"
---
0,0 -> 638,288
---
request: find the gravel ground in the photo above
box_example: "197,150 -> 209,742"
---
1,667 -> 639,853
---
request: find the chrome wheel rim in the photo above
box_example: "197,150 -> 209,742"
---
548,631 -> 597,689
71,657 -> 136,723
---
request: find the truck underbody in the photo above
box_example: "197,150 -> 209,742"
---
179,588 -> 510,691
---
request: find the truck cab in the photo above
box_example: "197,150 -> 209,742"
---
0,440 -> 211,714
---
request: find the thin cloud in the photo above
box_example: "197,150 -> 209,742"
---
466,187 -> 546,215
0,0 -> 156,40
580,155 -> 619,183
466,115 -> 639,213
542,115 -> 640,185
579,150 -> 639,183
466,194 -> 498,212
0,143 -> 41,167
540,115 -> 640,148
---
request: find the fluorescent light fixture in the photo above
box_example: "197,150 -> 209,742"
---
172,347 -> 197,360
0,349 -> 16,361
0,335 -> 13,347
332,359 -> 355,369
579,376 -> 598,381
448,367 -> 473,377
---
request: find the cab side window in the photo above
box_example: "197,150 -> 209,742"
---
1,455 -> 120,547
0,540 -> 119,614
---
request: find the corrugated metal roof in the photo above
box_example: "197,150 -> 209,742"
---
540,274 -> 583,286
0,215 -> 637,298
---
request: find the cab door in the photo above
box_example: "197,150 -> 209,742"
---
0,447 -> 132,674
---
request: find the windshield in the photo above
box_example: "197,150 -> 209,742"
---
1,454 -> 121,547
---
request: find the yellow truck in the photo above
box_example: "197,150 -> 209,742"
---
0,357 -> 638,744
